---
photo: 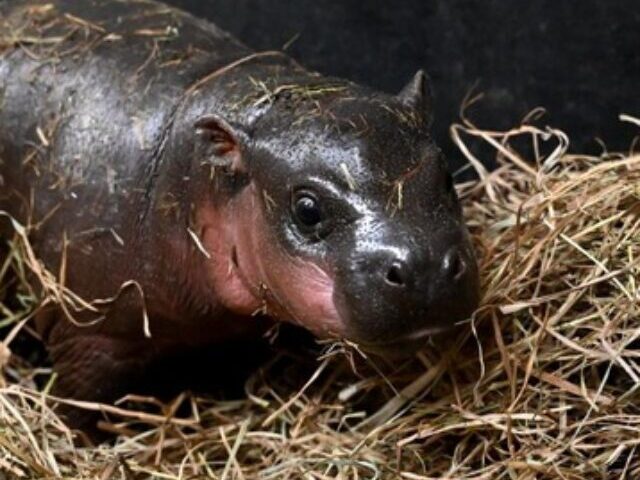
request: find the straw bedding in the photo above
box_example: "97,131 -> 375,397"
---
1,117 -> 639,479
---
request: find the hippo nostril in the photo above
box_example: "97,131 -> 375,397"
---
443,248 -> 467,280
385,261 -> 406,287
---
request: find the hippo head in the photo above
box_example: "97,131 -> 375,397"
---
193,70 -> 480,354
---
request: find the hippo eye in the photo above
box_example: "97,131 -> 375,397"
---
292,191 -> 322,229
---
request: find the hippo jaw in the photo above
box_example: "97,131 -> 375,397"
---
198,181 -> 348,338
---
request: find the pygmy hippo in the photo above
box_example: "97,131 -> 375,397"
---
0,0 -> 479,423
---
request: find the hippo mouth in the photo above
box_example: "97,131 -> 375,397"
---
353,324 -> 454,356
217,237 -> 465,355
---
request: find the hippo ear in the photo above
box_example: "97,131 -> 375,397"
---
397,69 -> 434,127
194,114 -> 249,173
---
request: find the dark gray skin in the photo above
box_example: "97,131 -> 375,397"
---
0,0 -> 479,426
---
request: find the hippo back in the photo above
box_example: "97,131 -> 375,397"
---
0,0 -> 274,320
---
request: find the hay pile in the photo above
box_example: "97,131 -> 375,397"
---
1,118 -> 640,479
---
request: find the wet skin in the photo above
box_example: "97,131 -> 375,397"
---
0,0 -> 479,424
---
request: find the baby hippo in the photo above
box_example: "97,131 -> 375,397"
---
0,0 -> 479,419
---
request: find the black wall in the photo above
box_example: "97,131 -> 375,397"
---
166,0 -> 640,159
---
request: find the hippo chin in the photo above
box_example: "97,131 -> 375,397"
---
0,0 -> 479,422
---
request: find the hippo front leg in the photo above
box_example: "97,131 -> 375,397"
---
45,323 -> 156,434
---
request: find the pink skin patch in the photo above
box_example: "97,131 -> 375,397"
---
197,182 -> 346,338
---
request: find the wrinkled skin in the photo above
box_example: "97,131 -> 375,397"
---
0,0 -> 479,429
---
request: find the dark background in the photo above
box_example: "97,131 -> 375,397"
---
165,0 -> 640,161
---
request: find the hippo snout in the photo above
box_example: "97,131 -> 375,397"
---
334,234 -> 480,354
383,245 -> 469,289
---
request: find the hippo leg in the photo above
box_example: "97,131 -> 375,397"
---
46,327 -> 156,435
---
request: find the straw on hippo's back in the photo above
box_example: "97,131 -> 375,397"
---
0,0 -> 479,429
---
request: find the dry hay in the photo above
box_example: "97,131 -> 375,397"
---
1,115 -> 640,479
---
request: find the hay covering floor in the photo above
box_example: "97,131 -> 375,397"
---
1,119 -> 640,479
